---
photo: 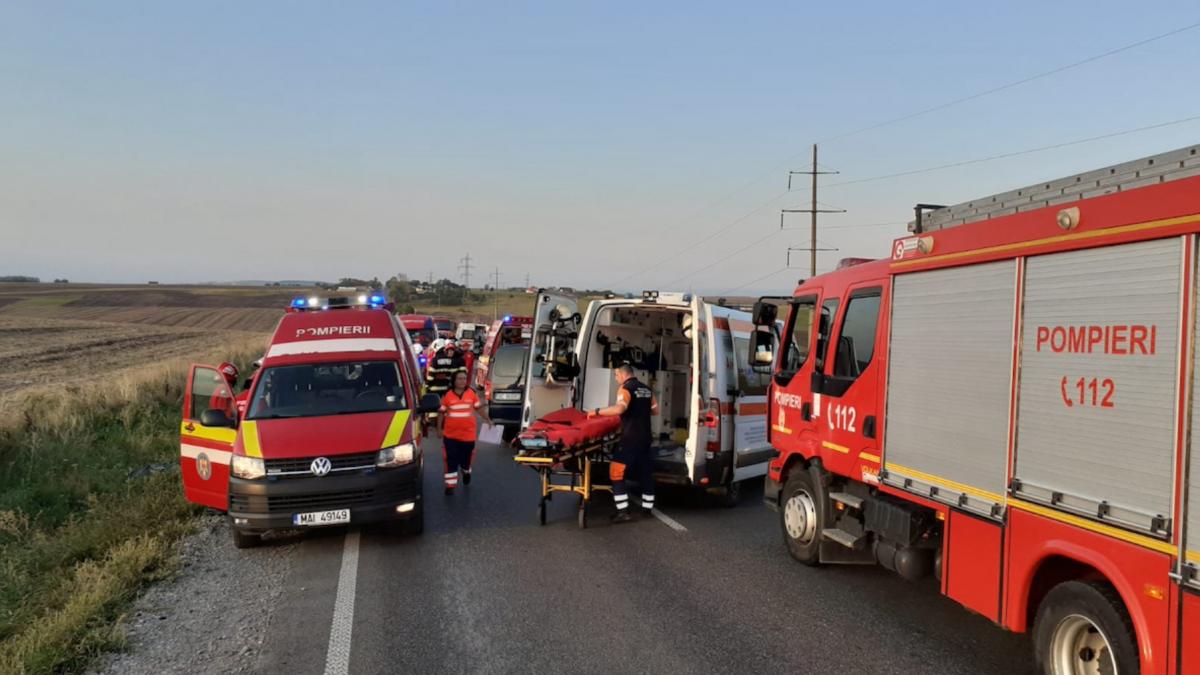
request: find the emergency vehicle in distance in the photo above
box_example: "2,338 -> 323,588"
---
752,145 -> 1200,674
181,293 -> 440,548
520,290 -> 775,504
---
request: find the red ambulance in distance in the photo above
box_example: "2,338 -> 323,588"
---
752,147 -> 1200,674
180,294 -> 440,548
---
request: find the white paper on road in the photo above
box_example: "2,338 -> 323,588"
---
477,423 -> 504,445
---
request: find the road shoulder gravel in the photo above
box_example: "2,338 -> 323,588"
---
89,513 -> 296,675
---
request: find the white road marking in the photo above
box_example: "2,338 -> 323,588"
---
651,508 -> 687,532
324,530 -> 361,675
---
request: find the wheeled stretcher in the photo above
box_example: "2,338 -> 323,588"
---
513,408 -> 621,528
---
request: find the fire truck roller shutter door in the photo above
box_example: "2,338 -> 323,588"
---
1185,237 -> 1200,584
885,260 -> 1015,516
1015,237 -> 1181,536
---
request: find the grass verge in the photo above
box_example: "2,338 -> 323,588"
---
0,338 -> 264,674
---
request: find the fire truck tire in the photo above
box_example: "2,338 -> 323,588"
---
780,468 -> 825,566
1033,580 -> 1138,675
232,529 -> 260,549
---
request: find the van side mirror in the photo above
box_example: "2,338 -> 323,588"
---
200,409 -> 235,428
752,301 -> 778,326
417,393 -> 442,414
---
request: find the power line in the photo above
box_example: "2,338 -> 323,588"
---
605,188 -> 789,289
720,266 -> 794,296
818,19 -> 1200,144
823,113 -> 1200,189
664,230 -> 781,288
458,253 -> 473,289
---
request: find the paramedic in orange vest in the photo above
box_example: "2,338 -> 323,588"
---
437,370 -> 493,494
588,364 -> 658,523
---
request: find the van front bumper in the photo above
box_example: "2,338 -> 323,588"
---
228,462 -> 421,533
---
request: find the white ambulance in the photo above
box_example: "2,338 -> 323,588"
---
520,290 -> 776,504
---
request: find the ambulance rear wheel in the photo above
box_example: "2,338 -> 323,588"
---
780,468 -> 823,565
232,528 -> 260,549
1034,581 -> 1138,675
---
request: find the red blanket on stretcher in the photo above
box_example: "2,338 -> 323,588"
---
518,408 -> 620,449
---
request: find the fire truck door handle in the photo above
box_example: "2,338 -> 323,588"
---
863,415 -> 876,439
801,403 -> 812,421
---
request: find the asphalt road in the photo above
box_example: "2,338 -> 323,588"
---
256,437 -> 1035,675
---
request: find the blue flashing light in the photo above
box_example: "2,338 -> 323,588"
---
291,297 -> 307,308
369,294 -> 385,305
503,314 -> 512,323
418,355 -> 428,365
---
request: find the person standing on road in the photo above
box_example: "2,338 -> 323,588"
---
425,341 -> 466,397
587,364 -> 658,524
437,370 -> 493,495
208,362 -> 240,419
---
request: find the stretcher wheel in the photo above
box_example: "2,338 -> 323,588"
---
577,499 -> 588,529
538,499 -> 547,526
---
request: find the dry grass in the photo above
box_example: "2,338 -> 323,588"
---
0,338 -> 264,674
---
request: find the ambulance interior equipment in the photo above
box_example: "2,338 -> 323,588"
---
580,304 -> 694,457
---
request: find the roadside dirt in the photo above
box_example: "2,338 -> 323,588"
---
88,514 -> 296,675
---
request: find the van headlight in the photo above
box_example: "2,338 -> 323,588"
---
231,455 -> 265,480
377,442 -> 418,468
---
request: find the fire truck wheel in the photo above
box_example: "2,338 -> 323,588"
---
780,468 -> 823,565
1033,580 -> 1138,675
232,528 -> 260,549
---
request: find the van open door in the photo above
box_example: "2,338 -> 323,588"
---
181,364 -> 237,510
520,290 -> 580,429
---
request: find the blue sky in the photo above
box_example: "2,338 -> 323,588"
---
2,1 -> 1199,293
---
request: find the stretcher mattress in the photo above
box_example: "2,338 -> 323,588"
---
517,408 -> 620,451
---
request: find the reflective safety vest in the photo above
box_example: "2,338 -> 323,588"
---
440,388 -> 481,441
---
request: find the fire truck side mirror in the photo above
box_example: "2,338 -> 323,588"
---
748,328 -> 774,370
810,371 -> 825,395
752,301 -> 778,326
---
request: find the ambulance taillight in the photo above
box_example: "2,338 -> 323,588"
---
705,397 -> 721,454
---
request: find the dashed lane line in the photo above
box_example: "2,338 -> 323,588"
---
651,508 -> 688,532
324,529 -> 361,675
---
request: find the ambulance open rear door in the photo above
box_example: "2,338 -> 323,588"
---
520,290 -> 580,429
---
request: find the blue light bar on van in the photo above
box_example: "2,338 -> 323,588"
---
369,294 -> 385,306
291,297 -> 307,308
503,315 -> 512,323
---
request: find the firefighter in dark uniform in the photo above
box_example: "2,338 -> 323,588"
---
425,341 -> 466,397
588,364 -> 658,523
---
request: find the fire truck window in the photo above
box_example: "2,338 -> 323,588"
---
833,294 -> 881,378
781,300 -> 816,373
190,366 -> 234,420
814,298 -> 840,371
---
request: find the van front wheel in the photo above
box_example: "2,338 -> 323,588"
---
780,468 -> 823,565
232,528 -> 260,549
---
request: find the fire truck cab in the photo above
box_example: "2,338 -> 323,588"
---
756,146 -> 1200,674
181,294 -> 440,548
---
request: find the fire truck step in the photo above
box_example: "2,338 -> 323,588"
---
829,492 -> 864,510
821,527 -> 864,550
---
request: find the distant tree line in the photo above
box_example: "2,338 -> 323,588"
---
0,276 -> 39,283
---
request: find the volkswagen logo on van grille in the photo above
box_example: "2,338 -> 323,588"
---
310,457 -> 332,477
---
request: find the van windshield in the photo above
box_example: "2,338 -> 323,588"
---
490,343 -> 528,388
247,360 -> 408,420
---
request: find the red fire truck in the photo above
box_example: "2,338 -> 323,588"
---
753,145 -> 1200,674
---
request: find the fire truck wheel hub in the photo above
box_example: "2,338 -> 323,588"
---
783,490 -> 817,544
1050,614 -> 1114,675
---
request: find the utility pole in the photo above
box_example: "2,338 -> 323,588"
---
781,144 -> 844,277
491,267 -> 502,320
525,272 -> 531,289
